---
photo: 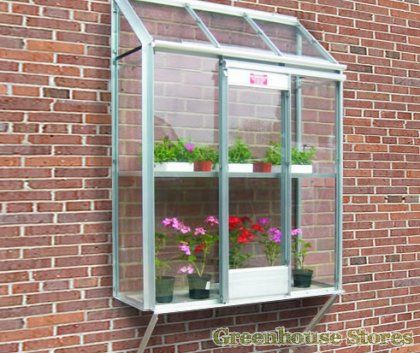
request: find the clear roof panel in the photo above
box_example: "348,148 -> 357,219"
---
194,10 -> 271,52
256,20 -> 325,59
122,0 -> 340,68
129,1 -> 210,44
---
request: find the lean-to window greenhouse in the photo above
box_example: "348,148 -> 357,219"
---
111,0 -> 346,314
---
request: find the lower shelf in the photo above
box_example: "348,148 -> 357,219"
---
118,282 -> 341,314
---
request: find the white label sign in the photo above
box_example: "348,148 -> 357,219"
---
228,68 -> 289,90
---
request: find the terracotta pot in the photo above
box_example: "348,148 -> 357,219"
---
194,161 -> 213,172
253,162 -> 272,173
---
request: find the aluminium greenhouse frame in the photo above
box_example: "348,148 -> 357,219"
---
111,0 -> 346,315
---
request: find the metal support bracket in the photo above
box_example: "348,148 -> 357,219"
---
137,312 -> 159,353
288,294 -> 338,353
116,45 -> 143,61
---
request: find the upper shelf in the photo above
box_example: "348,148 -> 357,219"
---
119,170 -> 336,178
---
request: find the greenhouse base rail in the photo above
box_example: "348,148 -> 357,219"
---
137,312 -> 159,353
288,294 -> 338,353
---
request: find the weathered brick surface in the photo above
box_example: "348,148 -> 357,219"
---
0,0 -> 419,352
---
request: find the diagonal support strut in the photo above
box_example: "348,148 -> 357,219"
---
137,312 -> 159,353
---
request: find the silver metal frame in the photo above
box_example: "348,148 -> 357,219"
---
111,0 -> 120,299
218,59 -> 229,304
112,0 -> 345,314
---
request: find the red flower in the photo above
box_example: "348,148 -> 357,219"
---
237,228 -> 254,244
194,243 -> 205,253
240,216 -> 252,224
229,216 -> 242,231
251,224 -> 264,232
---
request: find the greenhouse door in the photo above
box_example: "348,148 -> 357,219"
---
224,63 -> 291,301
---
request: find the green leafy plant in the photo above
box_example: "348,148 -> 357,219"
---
192,145 -> 219,163
228,138 -> 252,163
263,143 -> 316,165
291,146 -> 316,165
291,229 -> 312,270
154,136 -> 194,163
264,142 -> 281,165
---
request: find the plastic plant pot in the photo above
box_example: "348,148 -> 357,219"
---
292,269 -> 313,288
194,161 -> 213,172
187,273 -> 211,299
253,162 -> 272,173
155,276 -> 175,303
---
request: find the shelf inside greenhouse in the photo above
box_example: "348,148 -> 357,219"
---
112,0 -> 345,313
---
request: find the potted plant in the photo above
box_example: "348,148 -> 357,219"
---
174,216 -> 219,299
263,143 -> 316,174
291,228 -> 313,288
291,146 -> 316,174
228,216 -> 288,300
192,145 -> 218,172
253,160 -> 272,173
228,138 -> 253,173
228,216 -> 255,269
155,229 -> 175,303
154,136 -> 195,172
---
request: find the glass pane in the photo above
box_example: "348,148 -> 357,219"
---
292,77 -> 337,174
130,1 -> 210,44
196,11 -> 270,51
256,20 -> 325,59
292,177 -> 336,290
119,12 -> 141,56
117,48 -> 143,305
154,52 -> 220,305
228,85 -> 288,300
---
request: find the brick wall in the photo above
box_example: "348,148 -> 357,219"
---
0,0 -> 419,353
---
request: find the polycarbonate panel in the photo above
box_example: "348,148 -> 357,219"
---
195,11 -> 270,51
129,0 -> 210,44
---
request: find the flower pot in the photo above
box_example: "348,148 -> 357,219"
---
228,163 -> 253,173
253,162 -> 272,173
156,276 -> 175,303
187,273 -> 211,299
154,162 -> 194,172
194,161 -> 213,172
292,269 -> 313,288
229,266 -> 288,299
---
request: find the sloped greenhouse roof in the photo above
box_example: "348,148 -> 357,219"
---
116,0 -> 346,72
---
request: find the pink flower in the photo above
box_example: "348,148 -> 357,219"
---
162,217 -> 174,227
179,225 -> 191,234
178,265 -> 194,274
178,242 -> 191,255
184,142 -> 195,153
205,215 -> 219,226
268,227 -> 282,244
194,227 -> 206,236
257,217 -> 270,227
291,228 -> 302,237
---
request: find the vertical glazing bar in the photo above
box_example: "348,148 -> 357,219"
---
111,0 -> 120,298
335,81 -> 344,291
281,78 -> 292,295
142,42 -> 155,310
218,59 -> 229,303
295,32 -> 303,248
